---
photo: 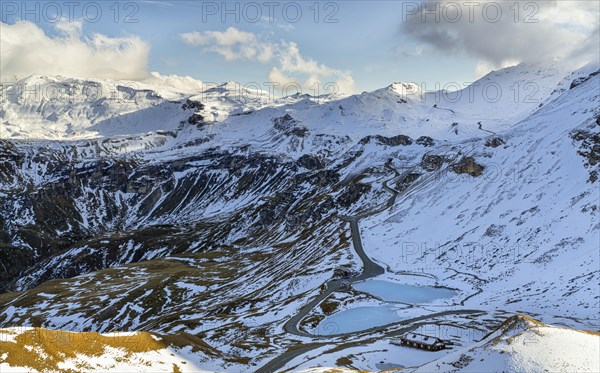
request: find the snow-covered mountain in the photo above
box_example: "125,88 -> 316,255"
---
2,62 -> 590,144
0,75 -> 291,140
0,62 -> 598,372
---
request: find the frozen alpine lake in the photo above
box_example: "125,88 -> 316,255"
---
317,305 -> 402,334
317,281 -> 457,333
354,280 -> 456,304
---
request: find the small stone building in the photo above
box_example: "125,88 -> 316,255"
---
393,332 -> 446,351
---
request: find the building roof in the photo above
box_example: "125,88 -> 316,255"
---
402,333 -> 444,345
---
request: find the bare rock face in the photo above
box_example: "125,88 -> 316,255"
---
484,224 -> 506,237
273,114 -> 309,137
187,113 -> 205,125
571,130 -> 600,166
485,137 -> 506,148
570,129 -> 600,182
182,99 -> 206,126
395,173 -> 421,192
0,245 -> 34,286
415,136 -> 435,147
570,69 -> 600,89
420,154 -> 448,172
336,183 -> 371,208
451,157 -> 485,177
297,154 -> 324,170
359,135 -> 413,146
181,99 -> 204,111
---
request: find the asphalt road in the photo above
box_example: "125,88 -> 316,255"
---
257,309 -> 482,373
280,163 -> 398,339
256,162 -> 483,373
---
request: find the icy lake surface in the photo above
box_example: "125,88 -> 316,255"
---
318,305 -> 401,334
317,281 -> 457,334
353,280 -> 456,303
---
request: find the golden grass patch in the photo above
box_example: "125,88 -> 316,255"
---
0,327 -> 165,372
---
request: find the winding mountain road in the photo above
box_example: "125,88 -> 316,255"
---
280,163 -> 399,339
256,162 -> 483,373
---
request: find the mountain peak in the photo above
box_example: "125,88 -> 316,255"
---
387,81 -> 421,97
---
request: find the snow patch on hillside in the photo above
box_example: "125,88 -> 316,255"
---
412,316 -> 600,373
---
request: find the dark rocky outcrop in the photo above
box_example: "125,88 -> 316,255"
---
485,137 -> 506,148
416,136 -> 435,147
420,154 -> 448,172
451,157 -> 485,177
181,99 -> 206,126
571,130 -> 600,167
336,183 -> 371,208
273,114 -> 309,137
299,169 -> 340,187
0,245 -> 35,286
297,154 -> 324,170
570,70 -> 600,89
484,224 -> 506,237
187,113 -> 205,125
570,129 -> 600,182
359,135 -> 413,146
395,173 -> 421,192
181,99 -> 204,111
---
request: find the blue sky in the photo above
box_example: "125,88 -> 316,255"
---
1,1 -> 598,93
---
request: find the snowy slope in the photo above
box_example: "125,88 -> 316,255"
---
0,76 -> 287,140
412,315 -> 600,373
191,62 -> 577,157
358,63 -> 600,327
0,76 -> 187,139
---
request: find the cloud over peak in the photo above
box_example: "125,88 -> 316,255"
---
180,27 -> 274,63
401,0 -> 599,72
180,27 -> 356,94
0,21 -> 150,81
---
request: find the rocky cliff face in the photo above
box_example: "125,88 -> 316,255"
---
0,138 -> 389,293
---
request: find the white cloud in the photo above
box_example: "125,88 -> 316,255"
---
181,27 -> 357,94
402,0 -> 600,74
277,23 -> 295,32
393,45 -> 425,59
474,60 -> 519,78
180,27 -> 274,63
537,1 -> 599,31
0,21 -> 150,81
144,72 -> 205,93
567,24 -> 600,68
270,42 -> 356,94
